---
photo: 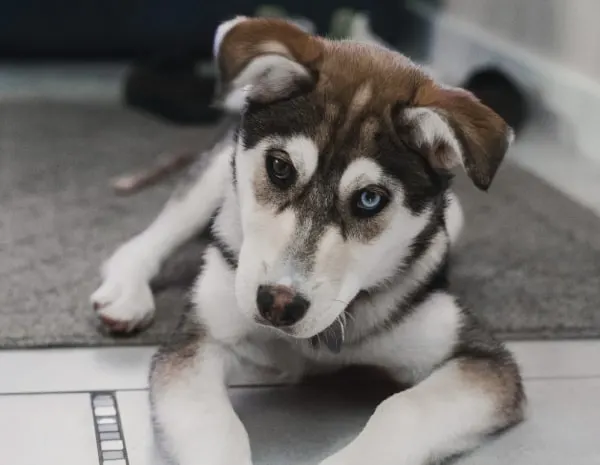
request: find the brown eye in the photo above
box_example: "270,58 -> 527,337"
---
272,157 -> 292,179
266,150 -> 296,189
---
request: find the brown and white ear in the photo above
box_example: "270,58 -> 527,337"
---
401,86 -> 514,191
212,17 -> 323,111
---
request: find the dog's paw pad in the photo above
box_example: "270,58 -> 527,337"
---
91,273 -> 156,334
98,315 -> 132,333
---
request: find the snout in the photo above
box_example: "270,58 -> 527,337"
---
256,284 -> 310,327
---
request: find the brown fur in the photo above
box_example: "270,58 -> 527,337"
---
150,317 -> 205,386
217,18 -> 511,191
458,356 -> 526,427
217,18 -> 323,86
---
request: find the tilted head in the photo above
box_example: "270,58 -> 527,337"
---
214,17 -> 513,339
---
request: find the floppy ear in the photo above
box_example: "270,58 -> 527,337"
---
212,17 -> 323,111
399,86 -> 514,191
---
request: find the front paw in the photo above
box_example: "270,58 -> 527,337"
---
91,246 -> 157,333
91,271 -> 155,333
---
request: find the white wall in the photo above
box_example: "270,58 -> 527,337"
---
406,0 -> 600,163
443,0 -> 600,82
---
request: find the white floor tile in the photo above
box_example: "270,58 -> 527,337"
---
0,346 -> 155,394
115,376 -> 600,465
508,340 -> 600,379
462,378 -> 600,465
0,393 -> 99,465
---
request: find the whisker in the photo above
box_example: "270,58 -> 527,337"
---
314,332 -> 324,356
344,311 -> 356,324
337,315 -> 346,344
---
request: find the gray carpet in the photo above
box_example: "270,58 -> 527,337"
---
1,100 -> 599,348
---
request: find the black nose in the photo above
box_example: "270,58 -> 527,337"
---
256,285 -> 310,327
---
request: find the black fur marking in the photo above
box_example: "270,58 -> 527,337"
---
206,210 -> 239,269
375,133 -> 452,215
402,192 -> 448,271
208,235 -> 238,269
453,311 -> 513,363
345,252 -> 450,348
230,149 -> 237,188
242,96 -> 323,150
310,318 -> 345,353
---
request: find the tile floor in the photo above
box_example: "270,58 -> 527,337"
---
1,65 -> 600,465
2,341 -> 600,465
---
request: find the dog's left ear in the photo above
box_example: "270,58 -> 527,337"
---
399,85 -> 514,191
213,17 -> 323,111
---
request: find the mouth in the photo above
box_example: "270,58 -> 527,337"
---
252,314 -> 296,334
253,308 -> 347,353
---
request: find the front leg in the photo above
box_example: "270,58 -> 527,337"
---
149,245 -> 253,464
150,330 -> 253,465
322,336 -> 525,465
150,245 -> 309,465
91,139 -> 233,332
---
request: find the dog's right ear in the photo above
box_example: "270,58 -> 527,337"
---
213,17 -> 323,111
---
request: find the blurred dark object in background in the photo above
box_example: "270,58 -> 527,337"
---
0,0 -> 252,60
124,60 -> 220,125
0,0 -> 404,60
461,67 -> 530,136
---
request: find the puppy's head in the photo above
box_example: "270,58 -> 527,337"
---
214,17 -> 513,339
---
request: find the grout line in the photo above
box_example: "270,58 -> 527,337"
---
0,383 -> 295,397
91,391 -> 130,465
0,387 -> 148,397
523,375 -> 600,383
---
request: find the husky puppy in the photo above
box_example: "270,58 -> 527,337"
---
91,17 -> 525,465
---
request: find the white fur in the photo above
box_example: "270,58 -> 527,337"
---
446,190 -> 464,246
337,228 -> 450,349
213,16 -> 247,58
404,107 -> 463,168
284,135 -> 320,182
192,247 -> 253,343
338,157 -> 383,196
223,55 -> 310,112
91,142 -> 232,329
351,292 -> 463,382
152,343 -> 252,465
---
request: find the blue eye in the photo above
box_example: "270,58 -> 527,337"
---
359,190 -> 381,210
353,187 -> 389,218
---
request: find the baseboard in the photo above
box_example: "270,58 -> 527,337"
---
404,1 -> 600,164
